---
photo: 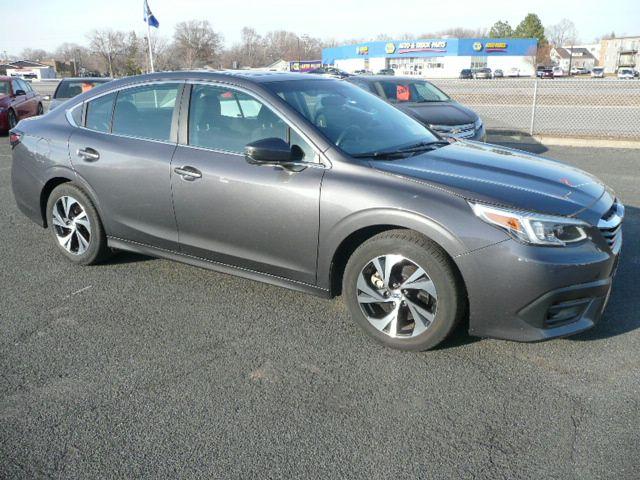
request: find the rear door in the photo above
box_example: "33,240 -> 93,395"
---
68,82 -> 184,250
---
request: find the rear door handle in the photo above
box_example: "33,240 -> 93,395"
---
174,166 -> 202,180
77,147 -> 100,161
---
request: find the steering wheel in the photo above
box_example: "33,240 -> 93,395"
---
336,125 -> 365,147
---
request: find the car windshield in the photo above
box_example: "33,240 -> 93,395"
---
378,80 -> 450,103
264,79 -> 438,157
54,79 -> 109,99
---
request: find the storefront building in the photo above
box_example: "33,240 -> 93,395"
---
322,38 -> 538,78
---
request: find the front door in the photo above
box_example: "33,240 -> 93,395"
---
68,82 -> 183,250
170,84 -> 324,284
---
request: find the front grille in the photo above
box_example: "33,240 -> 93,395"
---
598,199 -> 624,248
430,123 -> 476,139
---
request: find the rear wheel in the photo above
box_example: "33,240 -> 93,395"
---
37,103 -> 44,115
343,230 -> 465,351
46,184 -> 111,265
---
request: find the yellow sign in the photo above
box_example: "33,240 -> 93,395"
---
385,43 -> 396,54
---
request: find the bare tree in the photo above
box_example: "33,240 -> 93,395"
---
20,48 -> 50,61
173,20 -> 223,69
87,29 -> 125,77
546,19 -> 578,47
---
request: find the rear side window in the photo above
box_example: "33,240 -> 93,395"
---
55,80 -> 107,99
112,83 -> 179,141
85,92 -> 116,133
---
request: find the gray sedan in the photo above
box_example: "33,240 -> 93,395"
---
10,71 -> 623,350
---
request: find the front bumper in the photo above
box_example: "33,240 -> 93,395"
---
456,236 -> 620,342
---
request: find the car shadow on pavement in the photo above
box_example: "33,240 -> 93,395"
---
487,131 -> 549,155
101,250 -> 155,265
571,204 -> 639,342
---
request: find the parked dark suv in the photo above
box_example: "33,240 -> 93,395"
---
10,71 -> 623,350
347,76 -> 485,141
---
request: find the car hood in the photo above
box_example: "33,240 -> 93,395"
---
372,141 -> 606,217
395,102 -> 477,126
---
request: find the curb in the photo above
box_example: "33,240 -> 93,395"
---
487,132 -> 640,149
532,136 -> 640,149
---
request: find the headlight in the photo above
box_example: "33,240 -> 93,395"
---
470,202 -> 589,246
474,118 -> 483,130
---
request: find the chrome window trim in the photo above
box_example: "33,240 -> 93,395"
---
65,103 -> 82,127
185,80 -> 330,168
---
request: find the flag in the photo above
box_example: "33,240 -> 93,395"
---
143,0 -> 159,28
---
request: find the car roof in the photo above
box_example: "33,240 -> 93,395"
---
59,77 -> 112,82
93,70 -> 334,89
347,75 -> 433,83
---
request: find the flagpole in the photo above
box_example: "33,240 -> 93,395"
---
147,20 -> 155,73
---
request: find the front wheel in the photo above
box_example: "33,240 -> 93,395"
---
7,109 -> 17,129
37,103 -> 44,115
343,230 -> 465,351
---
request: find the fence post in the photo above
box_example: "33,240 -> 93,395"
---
530,79 -> 538,136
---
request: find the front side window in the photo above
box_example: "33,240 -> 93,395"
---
264,79 -> 438,156
112,83 -> 179,141
188,84 -> 315,161
20,79 -> 33,92
85,92 -> 116,133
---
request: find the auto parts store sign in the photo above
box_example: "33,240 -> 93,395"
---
391,41 -> 448,54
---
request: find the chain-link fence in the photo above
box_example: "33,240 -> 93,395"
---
429,79 -> 640,139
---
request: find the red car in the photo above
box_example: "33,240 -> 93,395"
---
0,76 -> 44,133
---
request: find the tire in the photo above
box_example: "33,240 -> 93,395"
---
343,230 -> 465,351
45,183 -> 111,265
7,109 -> 17,130
37,103 -> 44,115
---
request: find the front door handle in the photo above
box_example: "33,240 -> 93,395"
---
77,147 -> 100,161
174,166 -> 202,180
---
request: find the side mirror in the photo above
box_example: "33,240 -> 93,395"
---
14,89 -> 26,96
244,137 -> 298,164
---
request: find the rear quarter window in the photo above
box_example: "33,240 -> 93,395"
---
85,92 -> 116,133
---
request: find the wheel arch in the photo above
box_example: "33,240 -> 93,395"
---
40,177 -> 72,227
40,173 -> 104,230
322,209 -> 468,297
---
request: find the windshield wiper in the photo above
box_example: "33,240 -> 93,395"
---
351,140 -> 450,159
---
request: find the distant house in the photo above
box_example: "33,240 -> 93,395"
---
550,47 -> 596,72
3,60 -> 56,80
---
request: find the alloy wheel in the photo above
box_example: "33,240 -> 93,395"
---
356,254 -> 437,338
51,196 -> 92,255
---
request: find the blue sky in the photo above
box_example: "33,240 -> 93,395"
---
1,0 -> 638,55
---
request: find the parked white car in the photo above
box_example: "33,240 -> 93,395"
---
507,68 -> 520,77
552,66 -> 565,77
591,67 -> 605,78
617,68 -> 635,79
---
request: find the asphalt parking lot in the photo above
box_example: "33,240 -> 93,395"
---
1,137 -> 639,479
